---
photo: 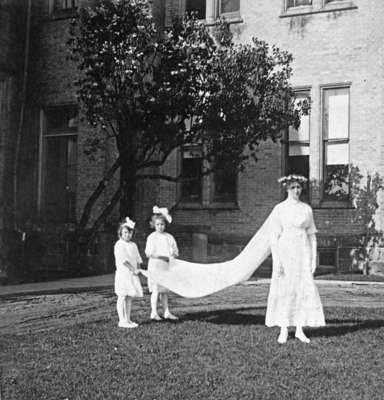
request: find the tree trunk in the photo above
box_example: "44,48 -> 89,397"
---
120,158 -> 137,219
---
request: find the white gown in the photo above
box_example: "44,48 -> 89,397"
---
141,200 -> 325,329
141,215 -> 272,298
114,239 -> 143,298
265,200 -> 325,327
145,231 -> 179,294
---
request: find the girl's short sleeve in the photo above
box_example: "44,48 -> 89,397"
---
306,206 -> 318,235
145,234 -> 155,258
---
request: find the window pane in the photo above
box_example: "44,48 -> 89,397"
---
326,142 -> 349,165
324,164 -> 350,201
323,88 -> 349,140
286,154 -> 309,201
44,136 -> 77,222
53,0 -> 78,11
287,0 -> 312,8
186,0 -> 206,19
181,155 -> 202,202
220,0 -> 240,14
213,158 -> 237,202
46,107 -> 78,134
289,94 -> 310,142
289,143 -> 309,156
214,168 -> 236,202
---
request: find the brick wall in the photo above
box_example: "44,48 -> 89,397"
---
5,0 -> 384,278
149,0 -> 384,264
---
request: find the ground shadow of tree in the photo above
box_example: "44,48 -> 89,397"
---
180,307 -> 384,338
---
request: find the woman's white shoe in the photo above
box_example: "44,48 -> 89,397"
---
295,332 -> 310,343
277,329 -> 288,344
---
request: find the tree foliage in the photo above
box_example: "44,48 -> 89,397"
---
68,0 -> 301,235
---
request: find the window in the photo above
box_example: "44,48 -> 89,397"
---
43,106 -> 78,222
286,91 -> 310,201
213,157 -> 237,202
220,0 -> 240,18
52,0 -> 78,11
287,0 -> 312,8
181,146 -> 203,202
183,0 -> 240,22
322,87 -> 350,202
186,0 -> 206,19
50,0 -> 78,18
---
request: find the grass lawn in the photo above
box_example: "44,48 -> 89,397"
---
316,273 -> 384,282
1,305 -> 384,400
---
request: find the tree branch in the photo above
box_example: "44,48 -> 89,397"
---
78,157 -> 121,231
135,173 -> 182,182
87,185 -> 124,244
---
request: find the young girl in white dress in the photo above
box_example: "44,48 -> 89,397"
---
145,206 -> 179,321
266,175 -> 325,344
114,217 -> 143,328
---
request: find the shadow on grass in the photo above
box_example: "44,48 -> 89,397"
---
182,306 -> 266,326
181,307 -> 384,337
308,319 -> 384,338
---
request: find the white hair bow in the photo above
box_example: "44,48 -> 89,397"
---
123,217 -> 136,229
153,205 -> 172,223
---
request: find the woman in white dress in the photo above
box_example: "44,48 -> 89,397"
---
266,175 -> 325,343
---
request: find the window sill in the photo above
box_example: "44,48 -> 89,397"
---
205,16 -> 243,26
49,9 -> 78,20
280,2 -> 357,18
314,200 -> 355,209
176,201 -> 239,211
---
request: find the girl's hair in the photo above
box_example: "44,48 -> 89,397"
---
149,213 -> 168,230
117,221 -> 134,238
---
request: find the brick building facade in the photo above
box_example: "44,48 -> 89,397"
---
158,0 -> 384,268
0,0 -> 383,281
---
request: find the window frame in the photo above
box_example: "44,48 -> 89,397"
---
219,0 -> 241,21
286,0 -> 313,9
180,0 -> 241,24
49,0 -> 79,19
179,144 -> 204,204
283,88 -> 311,203
40,105 -> 79,223
320,84 -> 351,207
211,156 -> 238,205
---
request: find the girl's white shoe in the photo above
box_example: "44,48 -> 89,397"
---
118,321 -> 138,329
150,313 -> 162,321
164,311 -> 179,320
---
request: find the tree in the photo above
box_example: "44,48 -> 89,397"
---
350,166 -> 384,274
68,0 -> 301,244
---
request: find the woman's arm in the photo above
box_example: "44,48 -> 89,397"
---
270,207 -> 283,276
309,233 -> 317,274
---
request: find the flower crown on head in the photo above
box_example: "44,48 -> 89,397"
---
122,217 -> 136,230
153,205 -> 172,224
278,174 -> 308,186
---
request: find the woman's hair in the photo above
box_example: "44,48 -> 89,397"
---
149,213 -> 168,230
117,221 -> 134,238
278,174 -> 308,187
286,180 -> 303,189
